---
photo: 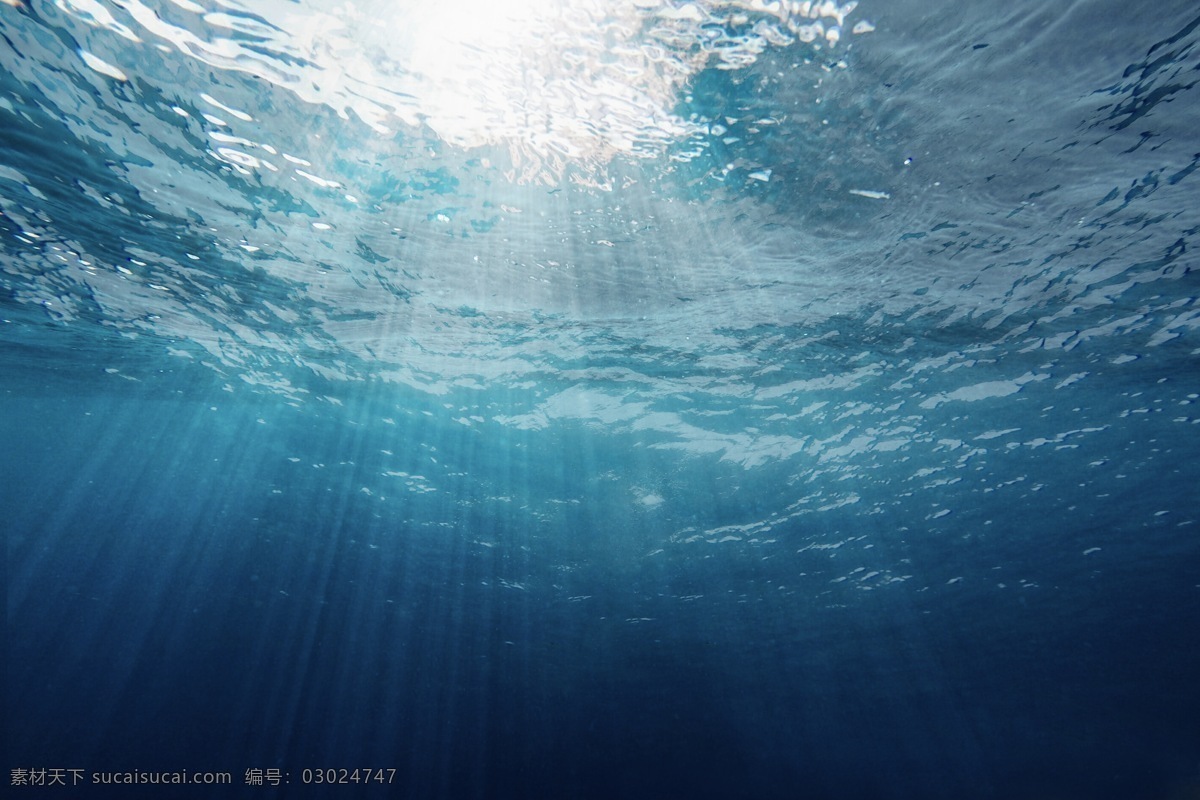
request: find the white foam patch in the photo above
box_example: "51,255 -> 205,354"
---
975,428 -> 1019,440
61,0 -> 141,41
848,188 -> 890,199
295,170 -> 341,189
200,92 -> 254,122
637,492 -> 665,507
78,50 -> 127,81
921,372 -> 1049,409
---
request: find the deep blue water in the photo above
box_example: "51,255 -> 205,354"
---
4,0 -> 1200,798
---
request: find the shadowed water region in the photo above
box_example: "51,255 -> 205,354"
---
3,1 -> 1200,798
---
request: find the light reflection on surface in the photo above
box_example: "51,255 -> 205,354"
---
56,0 -> 867,182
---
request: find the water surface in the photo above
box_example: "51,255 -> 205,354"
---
4,1 -> 1200,798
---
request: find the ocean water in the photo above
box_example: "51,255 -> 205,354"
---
3,0 -> 1200,798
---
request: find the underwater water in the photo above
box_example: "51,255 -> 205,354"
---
3,0 -> 1200,797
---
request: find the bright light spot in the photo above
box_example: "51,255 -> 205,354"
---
55,0 -> 868,182
79,50 -> 127,81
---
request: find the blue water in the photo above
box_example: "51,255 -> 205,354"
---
4,0 -> 1200,797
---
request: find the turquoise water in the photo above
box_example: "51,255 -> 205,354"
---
4,1 -> 1200,797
